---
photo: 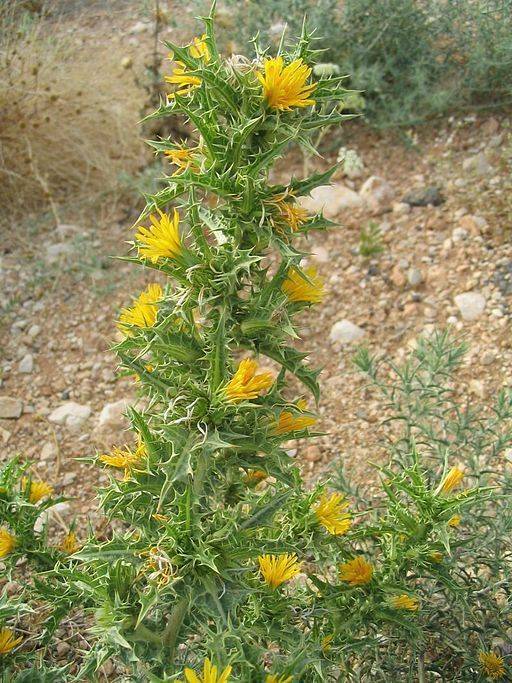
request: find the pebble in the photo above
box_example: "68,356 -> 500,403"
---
304,445 -> 322,462
481,351 -> 496,366
402,186 -> 444,207
18,353 -> 34,374
298,184 -> 364,218
454,292 -> 486,321
48,402 -> 91,430
0,396 -> 23,419
407,268 -> 423,287
40,441 -> 58,461
452,227 -> 468,242
329,319 -> 366,344
27,324 -> 41,339
359,176 -> 394,213
462,152 -> 493,176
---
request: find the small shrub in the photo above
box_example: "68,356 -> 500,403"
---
0,2 -> 144,217
0,8 -> 511,682
359,220 -> 384,257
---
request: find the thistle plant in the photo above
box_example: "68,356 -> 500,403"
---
1,8 -> 511,683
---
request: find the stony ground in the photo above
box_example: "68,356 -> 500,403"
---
2,109 -> 512,540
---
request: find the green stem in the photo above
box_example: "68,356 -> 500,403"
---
162,595 -> 189,659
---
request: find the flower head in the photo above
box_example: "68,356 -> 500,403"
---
99,442 -> 146,479
389,594 -> 420,611
339,556 -> 373,586
118,283 -> 163,335
21,477 -> 53,504
60,531 -> 81,555
272,401 -> 317,435
315,492 -> 351,536
266,676 -> 293,683
164,145 -> 200,175
321,634 -> 334,654
0,628 -> 23,655
258,553 -> 301,589
182,658 -> 231,683
135,210 -> 182,264
479,651 -> 505,680
271,192 -> 309,232
440,467 -> 464,494
224,358 -> 273,402
257,57 -> 316,111
0,528 -> 15,559
243,469 -> 267,487
282,267 -> 324,304
189,34 -> 210,62
448,514 -> 461,528
166,63 -> 201,97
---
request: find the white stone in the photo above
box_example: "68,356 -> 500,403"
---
27,324 -> 41,339
359,176 -> 394,213
329,319 -> 366,344
407,268 -> 423,287
452,227 -> 468,242
0,396 -> 23,419
310,246 -> 329,264
392,201 -> 411,216
40,441 -> 57,461
48,402 -> 91,430
96,399 -> 131,430
34,502 -> 71,533
18,353 -> 34,374
297,184 -> 364,218
462,152 -> 493,176
129,20 -> 149,34
46,242 -> 74,263
454,292 -> 486,321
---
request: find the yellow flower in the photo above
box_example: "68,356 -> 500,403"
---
272,402 -> 317,435
266,676 -> 293,683
270,192 -> 309,232
135,210 -> 182,264
181,658 -> 231,683
0,528 -> 15,559
243,469 -> 268,487
440,467 -> 464,494
99,442 -> 146,479
321,634 -> 334,654
164,145 -> 200,175
448,514 -> 461,528
479,651 -> 505,680
314,492 -> 352,536
282,267 -> 324,304
224,358 -> 274,402
430,551 -> 443,563
0,628 -> 23,655
389,594 -> 420,611
189,34 -> 210,62
257,57 -> 317,111
339,557 -> 373,586
118,283 -> 163,335
166,62 -> 202,97
60,531 -> 81,555
258,553 -> 301,589
21,477 -> 53,504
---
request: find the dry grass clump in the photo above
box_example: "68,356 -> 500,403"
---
0,3 -> 146,217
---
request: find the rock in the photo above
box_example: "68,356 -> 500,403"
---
481,350 -> 496,366
304,445 -> 322,462
55,223 -> 81,240
45,242 -> 74,263
407,268 -> 423,287
129,20 -> 149,34
93,398 -> 133,447
337,147 -> 365,179
359,176 -> 394,213
40,441 -> 57,461
310,246 -> 329,264
402,186 -> 444,207
27,324 -> 41,339
56,641 -> 72,657
34,502 -> 71,533
452,227 -> 468,242
18,353 -> 34,374
0,425 -> 11,444
120,56 -> 133,69
48,402 -> 91,430
392,201 -> 411,216
462,152 -> 493,176
390,265 -> 407,288
469,379 -> 486,399
329,319 -> 365,344
459,214 -> 489,235
0,396 -> 23,419
454,292 -> 486,321
298,184 -> 364,218
62,472 -> 77,486
482,117 -> 499,136
488,133 -> 504,149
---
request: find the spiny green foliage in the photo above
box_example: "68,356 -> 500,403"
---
0,8 -> 511,683
358,221 -> 384,258
198,0 -> 512,127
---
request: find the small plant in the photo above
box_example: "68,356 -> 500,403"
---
359,220 -> 384,258
1,8 -> 511,682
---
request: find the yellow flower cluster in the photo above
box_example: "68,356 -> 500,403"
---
0,528 -> 15,559
21,477 -> 53,504
224,358 -> 273,402
0,627 -> 23,655
118,283 -> 163,335
258,553 -> 301,589
166,35 -> 210,98
257,57 -> 317,111
99,441 -> 146,479
135,209 -> 183,264
479,651 -> 505,680
314,492 -> 352,536
281,267 -> 324,304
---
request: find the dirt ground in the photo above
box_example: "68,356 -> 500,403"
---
1,1 -> 512,537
